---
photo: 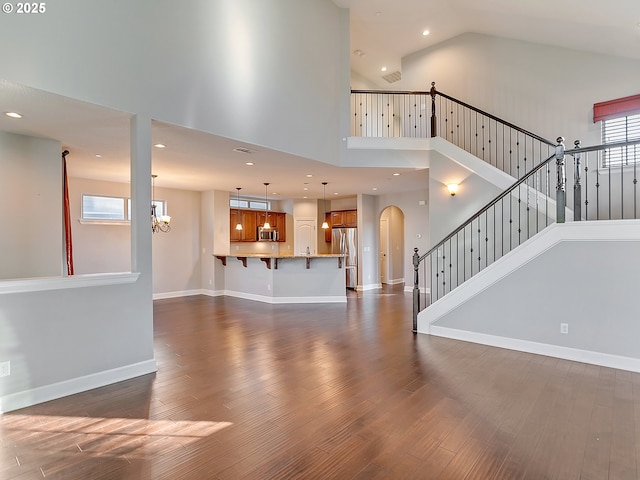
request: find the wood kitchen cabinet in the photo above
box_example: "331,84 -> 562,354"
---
231,210 -> 286,242
330,209 -> 357,228
257,211 -> 286,242
230,209 -> 258,242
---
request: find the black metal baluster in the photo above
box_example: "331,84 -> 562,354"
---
477,219 -> 481,273
485,211 -> 489,268
620,144 -> 624,219
584,154 -> 590,220
463,227 -> 467,281
634,144 -> 638,219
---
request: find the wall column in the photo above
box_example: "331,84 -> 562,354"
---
130,114 -> 153,296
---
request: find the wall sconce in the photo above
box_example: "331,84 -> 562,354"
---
446,183 -> 459,196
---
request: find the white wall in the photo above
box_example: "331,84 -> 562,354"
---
69,177 -> 131,275
0,0 -> 350,165
400,32 -> 640,147
69,177 -> 203,296
357,194 -> 379,290
422,222 -> 640,370
152,187 -> 202,296
376,188 -> 430,288
0,0 -> 349,410
0,132 -> 62,279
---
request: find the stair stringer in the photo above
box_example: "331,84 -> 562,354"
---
418,220 -> 640,372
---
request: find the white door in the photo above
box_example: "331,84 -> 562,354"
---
294,218 -> 316,255
380,217 -> 389,283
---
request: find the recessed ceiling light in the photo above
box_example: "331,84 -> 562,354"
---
5,112 -> 22,118
245,162 -> 254,166
306,174 -> 313,177
372,187 -> 378,191
375,11 -> 381,16
304,187 -> 309,191
422,30 -> 430,36
333,192 -> 339,195
393,173 -> 400,176
154,143 -> 166,148
381,67 -> 387,72
95,154 -> 102,158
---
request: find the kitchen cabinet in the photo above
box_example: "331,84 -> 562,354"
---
231,210 -> 286,242
256,212 -> 286,241
230,209 -> 258,242
330,210 -> 357,228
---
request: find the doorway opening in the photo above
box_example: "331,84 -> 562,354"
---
379,206 -> 405,285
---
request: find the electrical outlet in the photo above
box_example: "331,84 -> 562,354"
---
560,323 -> 569,334
0,361 -> 10,377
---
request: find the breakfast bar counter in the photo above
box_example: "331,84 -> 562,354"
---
213,253 -> 347,304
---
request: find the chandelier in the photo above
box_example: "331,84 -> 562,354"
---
151,174 -> 171,233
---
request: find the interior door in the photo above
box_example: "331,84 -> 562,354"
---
294,218 -> 316,255
380,217 -> 389,284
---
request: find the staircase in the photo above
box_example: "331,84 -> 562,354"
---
352,84 -> 640,372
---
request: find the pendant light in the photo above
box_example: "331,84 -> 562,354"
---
235,187 -> 243,231
321,181 -> 329,229
262,182 -> 271,229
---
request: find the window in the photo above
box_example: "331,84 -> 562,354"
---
81,194 -> 168,223
594,94 -> 640,169
82,194 -> 127,220
230,198 -> 249,209
152,200 -> 167,218
601,113 -> 640,168
230,197 -> 269,210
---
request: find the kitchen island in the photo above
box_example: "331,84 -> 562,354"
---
213,253 -> 347,304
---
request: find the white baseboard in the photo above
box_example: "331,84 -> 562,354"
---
200,289 -> 224,297
357,283 -> 382,292
222,290 -> 346,304
404,286 -> 430,294
429,325 -> 640,373
384,278 -> 405,285
153,289 -> 206,300
0,359 -> 158,413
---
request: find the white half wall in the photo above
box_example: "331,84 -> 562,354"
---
419,220 -> 640,371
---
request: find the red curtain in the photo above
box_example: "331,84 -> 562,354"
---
593,94 -> 640,123
63,153 -> 74,275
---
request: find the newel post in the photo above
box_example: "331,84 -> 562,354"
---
412,247 -> 420,333
429,82 -> 437,138
573,140 -> 582,221
555,136 -> 566,224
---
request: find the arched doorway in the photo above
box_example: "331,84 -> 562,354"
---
379,206 -> 405,285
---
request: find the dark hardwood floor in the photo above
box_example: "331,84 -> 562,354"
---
2,285 -> 639,479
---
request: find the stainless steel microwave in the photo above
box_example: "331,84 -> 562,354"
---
257,227 -> 278,241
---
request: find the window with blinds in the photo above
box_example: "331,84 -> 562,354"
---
601,113 -> 640,168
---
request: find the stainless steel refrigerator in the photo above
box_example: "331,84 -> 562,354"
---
331,227 -> 358,289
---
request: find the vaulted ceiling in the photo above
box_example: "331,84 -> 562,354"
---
335,0 -> 640,88
1,1 -> 638,199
